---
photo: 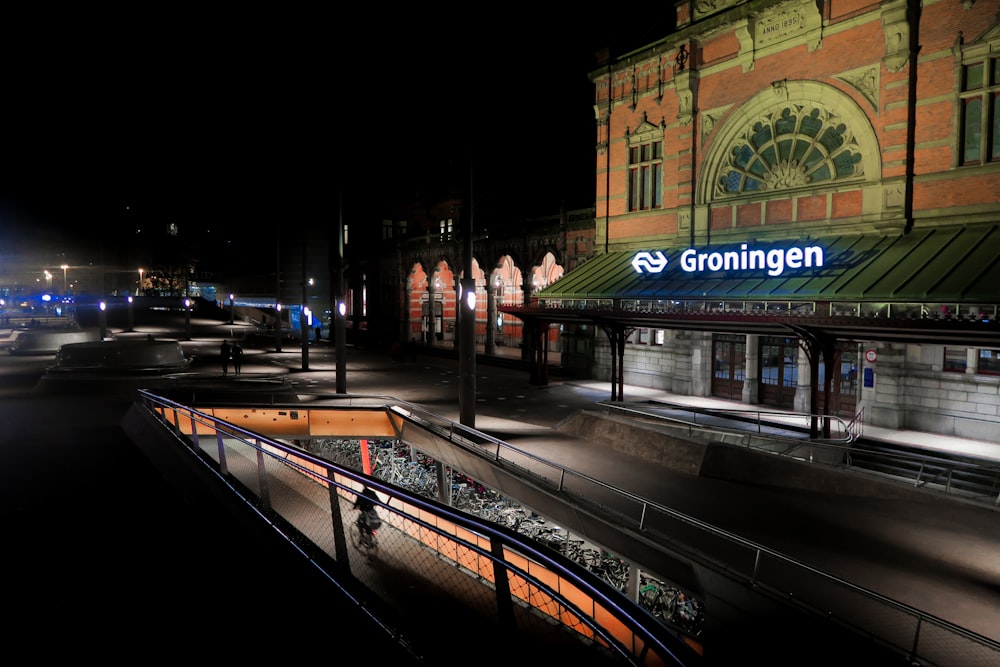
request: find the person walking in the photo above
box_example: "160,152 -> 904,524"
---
353,485 -> 382,546
232,342 -> 244,375
220,340 -> 231,376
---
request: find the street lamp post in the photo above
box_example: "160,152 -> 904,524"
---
274,303 -> 283,352
138,268 -> 144,296
184,298 -> 192,340
61,264 -> 68,294
300,274 -> 310,371
99,301 -> 107,339
229,293 -> 234,325
127,296 -> 134,332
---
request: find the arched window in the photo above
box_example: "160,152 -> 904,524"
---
700,82 -> 880,207
717,106 -> 862,196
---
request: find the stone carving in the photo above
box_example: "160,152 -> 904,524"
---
678,209 -> 691,231
884,184 -> 905,208
882,3 -> 911,73
735,23 -> 755,72
694,0 -> 740,20
836,67 -> 879,109
772,79 -> 788,100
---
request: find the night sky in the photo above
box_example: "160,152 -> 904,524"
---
0,11 -> 664,265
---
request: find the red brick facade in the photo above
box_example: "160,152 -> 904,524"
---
592,0 -> 1000,248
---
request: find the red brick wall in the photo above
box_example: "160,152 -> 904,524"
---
711,206 -> 732,231
765,199 -> 793,224
593,0 -> 1000,247
831,190 -> 862,219
796,195 -> 827,222
736,202 -> 761,228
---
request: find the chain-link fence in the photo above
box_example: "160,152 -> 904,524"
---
141,390 -> 1000,666
141,391 -> 699,667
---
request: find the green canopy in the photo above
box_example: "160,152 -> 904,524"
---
537,225 -> 1000,305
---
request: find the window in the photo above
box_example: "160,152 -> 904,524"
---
628,140 -> 662,211
719,106 -> 862,195
382,220 -> 393,241
977,349 -> 1000,375
637,328 -> 649,345
439,218 -> 453,241
653,329 -> 665,346
944,347 -> 967,372
959,53 -> 1000,165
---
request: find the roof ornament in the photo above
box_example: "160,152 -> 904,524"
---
675,44 -> 689,71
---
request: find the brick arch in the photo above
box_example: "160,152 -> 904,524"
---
528,251 -> 564,295
485,254 -> 527,352
698,80 -> 881,206
491,254 -> 526,305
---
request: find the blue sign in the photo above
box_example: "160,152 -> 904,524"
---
863,367 -> 874,388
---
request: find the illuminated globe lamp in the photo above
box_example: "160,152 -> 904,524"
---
274,302 -> 283,352
99,300 -> 107,340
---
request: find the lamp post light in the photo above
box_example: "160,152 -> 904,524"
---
137,268 -> 144,296
300,275 -> 311,371
61,264 -> 68,294
184,298 -> 192,340
459,277 -> 477,428
99,301 -> 107,340
127,296 -> 134,332
274,303 -> 282,352
228,293 -> 234,325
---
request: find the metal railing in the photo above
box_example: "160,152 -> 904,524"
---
387,397 -> 1000,665
136,389 -> 699,667
599,401 -> 1000,506
137,389 -> 1000,666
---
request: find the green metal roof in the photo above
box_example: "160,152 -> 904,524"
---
536,225 -> 1000,304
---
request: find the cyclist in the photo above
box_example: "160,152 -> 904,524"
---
354,485 -> 381,543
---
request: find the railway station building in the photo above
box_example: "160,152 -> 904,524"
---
356,0 -> 1000,443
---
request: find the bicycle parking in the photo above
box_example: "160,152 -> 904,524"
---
309,435 -> 707,637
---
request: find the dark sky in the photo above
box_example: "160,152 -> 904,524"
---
0,12 -> 663,259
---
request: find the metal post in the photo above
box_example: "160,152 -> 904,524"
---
336,192 -> 347,394
300,235 -> 309,371
459,162 -> 476,428
274,234 -> 282,353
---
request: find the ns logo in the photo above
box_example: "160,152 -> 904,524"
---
631,251 -> 668,274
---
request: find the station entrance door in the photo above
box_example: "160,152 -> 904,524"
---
759,337 -> 798,410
